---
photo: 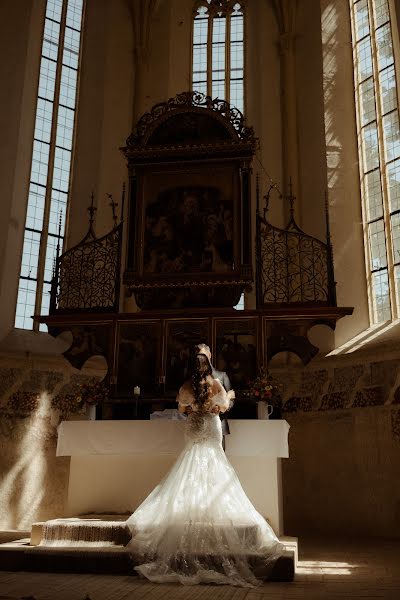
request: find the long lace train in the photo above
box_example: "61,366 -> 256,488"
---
126,412 -> 283,586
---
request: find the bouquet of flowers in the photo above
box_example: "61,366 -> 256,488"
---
248,367 -> 279,404
249,367 -> 274,402
77,381 -> 109,407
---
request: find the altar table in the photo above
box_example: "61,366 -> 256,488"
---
57,419 -> 290,535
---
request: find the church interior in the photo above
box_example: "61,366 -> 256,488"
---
1,0 -> 400,597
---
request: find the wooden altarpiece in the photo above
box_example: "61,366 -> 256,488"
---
35,92 -> 353,418
121,91 -> 255,309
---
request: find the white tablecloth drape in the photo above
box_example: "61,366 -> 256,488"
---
56,420 -> 290,458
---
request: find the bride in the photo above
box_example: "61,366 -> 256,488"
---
126,346 -> 284,586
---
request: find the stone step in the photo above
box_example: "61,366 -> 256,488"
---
0,538 -> 31,571
1,515 -> 297,581
280,535 -> 298,567
0,530 -> 30,544
0,540 -> 131,574
30,516 -> 297,560
0,539 -> 296,581
31,516 -> 130,546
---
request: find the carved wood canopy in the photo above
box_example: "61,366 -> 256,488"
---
121,92 -> 256,310
122,91 -> 256,165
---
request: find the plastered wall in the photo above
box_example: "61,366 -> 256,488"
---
67,0 -> 135,246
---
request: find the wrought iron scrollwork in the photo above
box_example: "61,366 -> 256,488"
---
256,182 -> 336,307
51,225 -> 122,313
49,193 -> 123,314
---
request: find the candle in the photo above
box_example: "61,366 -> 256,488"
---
133,386 -> 140,396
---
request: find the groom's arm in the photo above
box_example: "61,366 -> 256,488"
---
222,371 -> 232,392
211,369 -> 234,413
221,372 -> 234,411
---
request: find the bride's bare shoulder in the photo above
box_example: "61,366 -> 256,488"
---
180,380 -> 192,392
180,381 -> 196,398
209,377 -> 224,395
177,381 -> 194,405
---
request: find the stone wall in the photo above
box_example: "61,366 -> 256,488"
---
1,342 -> 399,537
0,353 -> 103,530
271,347 -> 400,539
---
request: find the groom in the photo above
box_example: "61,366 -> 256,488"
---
194,343 -> 234,448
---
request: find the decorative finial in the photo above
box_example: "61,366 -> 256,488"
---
288,176 -> 295,220
107,193 -> 118,227
55,211 -> 63,263
120,182 -> 126,223
52,212 -> 62,278
263,182 -> 277,220
58,211 -> 62,234
87,191 -> 97,230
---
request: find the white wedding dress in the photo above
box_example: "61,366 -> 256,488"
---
126,379 -> 284,586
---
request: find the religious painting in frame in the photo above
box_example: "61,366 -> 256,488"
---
214,318 -> 259,389
164,319 -> 210,392
135,163 -> 240,281
116,321 -> 161,394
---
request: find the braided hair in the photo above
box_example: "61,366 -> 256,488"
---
191,353 -> 212,412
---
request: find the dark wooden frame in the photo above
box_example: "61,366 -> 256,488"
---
213,316 -> 259,389
36,305 -> 354,404
131,162 -> 241,285
115,320 -> 162,394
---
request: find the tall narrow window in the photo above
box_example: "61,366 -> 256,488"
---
15,0 -> 84,330
350,0 -> 400,323
192,1 -> 245,114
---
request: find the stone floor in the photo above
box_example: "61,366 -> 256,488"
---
0,537 -> 399,600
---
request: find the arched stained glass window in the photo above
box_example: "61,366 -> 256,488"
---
192,1 -> 245,114
350,0 -> 400,322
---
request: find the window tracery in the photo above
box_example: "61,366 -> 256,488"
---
192,1 -> 245,114
15,0 -> 84,330
350,0 -> 400,322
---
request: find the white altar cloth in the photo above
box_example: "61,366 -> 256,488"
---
57,419 -> 290,457
57,420 -> 290,535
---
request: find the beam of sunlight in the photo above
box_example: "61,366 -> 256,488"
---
297,559 -> 360,576
0,393 -> 51,529
346,319 -> 400,353
327,318 -> 400,355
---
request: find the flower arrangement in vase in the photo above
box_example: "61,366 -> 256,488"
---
247,367 -> 282,419
49,380 -> 109,421
76,380 -> 109,419
78,380 -> 109,407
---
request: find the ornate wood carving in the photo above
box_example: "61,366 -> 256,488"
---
37,306 -> 353,391
121,92 -> 256,309
125,91 -> 255,151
